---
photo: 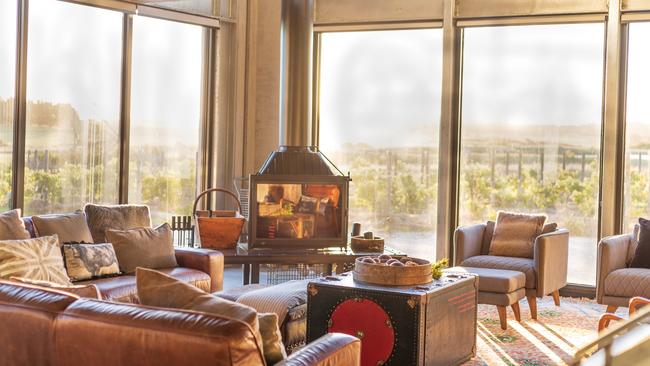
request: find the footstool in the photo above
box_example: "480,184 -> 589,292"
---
446,266 -> 526,330
214,280 -> 309,353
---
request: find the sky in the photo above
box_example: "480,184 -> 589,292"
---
1,0 -> 202,140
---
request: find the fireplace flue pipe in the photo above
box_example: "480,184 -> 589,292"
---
278,0 -> 314,147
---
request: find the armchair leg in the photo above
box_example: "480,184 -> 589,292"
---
497,305 -> 508,330
552,290 -> 560,306
527,296 -> 537,320
511,302 -> 521,322
606,305 -> 618,313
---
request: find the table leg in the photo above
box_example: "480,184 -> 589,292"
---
243,264 -> 250,285
251,264 -> 260,284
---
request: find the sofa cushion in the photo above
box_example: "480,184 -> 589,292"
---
446,266 -> 525,293
62,243 -> 121,281
32,211 -> 94,244
461,255 -> 536,289
603,268 -> 650,298
489,211 -> 546,258
0,209 -> 31,240
10,277 -> 102,299
0,235 -> 72,285
84,204 -> 151,243
630,218 -> 650,269
106,224 -> 177,274
77,267 -> 211,303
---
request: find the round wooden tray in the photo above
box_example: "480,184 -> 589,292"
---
353,257 -> 432,286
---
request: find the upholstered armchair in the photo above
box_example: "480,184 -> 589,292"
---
454,222 -> 569,319
596,229 -> 650,313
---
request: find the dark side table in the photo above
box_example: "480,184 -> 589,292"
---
220,244 -> 407,285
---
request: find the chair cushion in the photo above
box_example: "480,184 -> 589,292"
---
630,218 -> 650,269
603,268 -> 650,298
461,255 -> 536,289
77,267 -> 211,303
446,266 -> 525,293
489,211 -> 546,258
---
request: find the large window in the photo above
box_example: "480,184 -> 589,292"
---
319,29 -> 443,261
25,0 -> 122,214
459,24 -> 605,285
624,22 -> 650,232
0,1 -> 16,210
129,16 -> 203,225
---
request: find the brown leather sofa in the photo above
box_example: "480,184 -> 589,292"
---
454,222 -> 569,319
21,217 -> 224,303
0,280 -> 361,366
597,228 -> 650,312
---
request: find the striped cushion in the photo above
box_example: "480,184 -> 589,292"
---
236,280 -> 309,325
0,235 -> 72,285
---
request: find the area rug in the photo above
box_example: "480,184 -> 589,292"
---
464,296 -> 614,366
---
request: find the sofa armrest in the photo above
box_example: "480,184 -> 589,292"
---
174,247 -> 224,292
275,333 -> 360,366
534,229 -> 569,297
453,224 -> 486,266
596,234 -> 633,303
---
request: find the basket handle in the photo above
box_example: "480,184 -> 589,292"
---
192,188 -> 242,217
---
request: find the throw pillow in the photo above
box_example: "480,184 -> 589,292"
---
136,268 -> 285,364
258,312 -> 287,364
482,220 -> 555,254
0,209 -> 30,240
106,224 -> 177,274
630,218 -> 650,269
0,235 -> 72,285
541,222 -> 558,234
10,276 -> 102,299
62,243 -> 121,281
84,204 -> 151,243
489,211 -> 547,258
32,211 -> 94,244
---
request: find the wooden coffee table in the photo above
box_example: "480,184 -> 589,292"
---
220,243 -> 407,285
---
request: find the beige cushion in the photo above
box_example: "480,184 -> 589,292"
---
0,209 -> 30,240
84,204 -> 151,243
32,211 -> 94,244
478,288 -> 526,307
0,235 -> 72,285
603,268 -> 650,298
489,211 -> 546,258
461,255 -> 536,289
446,266 -> 525,293
482,220 -> 556,255
106,224 -> 177,274
62,243 -> 121,281
136,268 -> 285,364
10,276 -> 101,299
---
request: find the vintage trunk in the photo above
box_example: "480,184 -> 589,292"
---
307,273 -> 478,366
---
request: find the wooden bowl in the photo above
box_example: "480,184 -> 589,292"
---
353,257 -> 432,286
350,236 -> 384,252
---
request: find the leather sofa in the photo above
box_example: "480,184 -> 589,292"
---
0,280 -> 361,366
21,217 -> 224,303
597,228 -> 650,311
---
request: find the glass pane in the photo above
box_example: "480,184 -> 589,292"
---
459,24 -> 605,285
624,22 -> 650,232
130,16 -> 203,225
0,1 -> 16,210
319,29 -> 443,261
25,0 -> 122,214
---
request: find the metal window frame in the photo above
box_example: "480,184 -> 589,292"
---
11,0 -> 221,212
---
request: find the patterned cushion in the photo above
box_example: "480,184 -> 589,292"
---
489,211 -> 546,258
0,235 -> 72,285
0,209 -> 31,240
62,243 -> 121,281
461,255 -> 536,289
603,268 -> 650,298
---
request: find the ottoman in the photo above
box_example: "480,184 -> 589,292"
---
446,266 -> 526,330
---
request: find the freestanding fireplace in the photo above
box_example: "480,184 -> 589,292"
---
248,146 -> 350,249
247,0 -> 351,249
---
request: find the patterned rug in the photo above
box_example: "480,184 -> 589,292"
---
464,296 -> 614,366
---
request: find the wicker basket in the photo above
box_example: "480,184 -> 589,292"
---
193,188 -> 245,250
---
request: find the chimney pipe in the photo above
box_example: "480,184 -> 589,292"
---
279,0 -> 314,147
